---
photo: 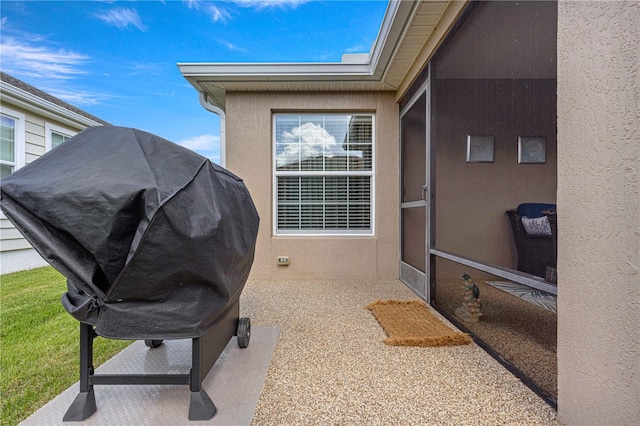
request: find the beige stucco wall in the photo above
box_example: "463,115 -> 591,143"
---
557,1 -> 639,424
225,91 -> 399,280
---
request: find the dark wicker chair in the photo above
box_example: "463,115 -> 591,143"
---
506,205 -> 556,278
546,212 -> 558,283
547,213 -> 558,260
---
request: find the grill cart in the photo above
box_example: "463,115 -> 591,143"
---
0,126 -> 259,421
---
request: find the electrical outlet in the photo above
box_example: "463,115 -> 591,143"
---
276,256 -> 289,266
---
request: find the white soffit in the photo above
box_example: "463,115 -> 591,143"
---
178,0 -> 463,110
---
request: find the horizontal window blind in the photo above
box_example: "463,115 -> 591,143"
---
277,176 -> 371,231
274,114 -> 374,235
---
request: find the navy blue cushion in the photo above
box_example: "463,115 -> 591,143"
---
516,203 -> 556,218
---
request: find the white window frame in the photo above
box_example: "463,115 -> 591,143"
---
1,106 -> 26,219
45,123 -> 77,152
272,113 -> 375,236
1,105 -> 26,175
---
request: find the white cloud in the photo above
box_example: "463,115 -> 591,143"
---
204,4 -> 232,23
177,134 -> 221,163
95,8 -> 147,32
184,1 -> 231,23
177,134 -> 220,151
0,35 -> 116,107
45,88 -> 116,107
216,39 -> 249,53
233,0 -> 309,10
276,122 -> 360,168
345,44 -> 368,53
184,0 -> 307,23
0,37 -> 89,80
125,62 -> 165,76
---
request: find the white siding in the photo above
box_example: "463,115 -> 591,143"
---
0,102 -> 85,272
0,249 -> 48,274
1,217 -> 24,246
25,114 -> 46,164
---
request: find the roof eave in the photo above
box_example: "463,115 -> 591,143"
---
178,0 -> 414,78
178,1 -> 419,110
178,63 -> 385,111
178,0 -> 461,110
179,61 -> 374,79
0,82 -> 106,128
368,0 -> 421,81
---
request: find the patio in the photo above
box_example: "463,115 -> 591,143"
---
23,278 -> 559,425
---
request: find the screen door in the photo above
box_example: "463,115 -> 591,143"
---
400,88 -> 430,300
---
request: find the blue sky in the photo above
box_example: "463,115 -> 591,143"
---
0,0 -> 389,163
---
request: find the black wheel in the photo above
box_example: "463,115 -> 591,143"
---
237,317 -> 250,348
145,339 -> 163,348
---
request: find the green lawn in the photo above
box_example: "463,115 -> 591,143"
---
0,267 -> 131,426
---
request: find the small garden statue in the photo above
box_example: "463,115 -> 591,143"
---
455,273 -> 483,322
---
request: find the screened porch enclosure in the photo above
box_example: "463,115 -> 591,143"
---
399,0 -> 559,406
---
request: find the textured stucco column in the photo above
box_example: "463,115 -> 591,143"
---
557,1 -> 639,425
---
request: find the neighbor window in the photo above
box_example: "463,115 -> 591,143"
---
273,114 -> 374,235
45,123 -> 76,151
0,107 -> 25,179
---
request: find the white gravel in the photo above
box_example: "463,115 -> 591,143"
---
240,279 -> 560,425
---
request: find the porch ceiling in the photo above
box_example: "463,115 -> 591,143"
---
178,1 -> 468,110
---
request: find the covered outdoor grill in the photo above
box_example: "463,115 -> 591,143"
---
0,126 -> 259,421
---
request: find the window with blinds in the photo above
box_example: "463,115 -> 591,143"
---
274,114 -> 374,235
1,107 -> 25,180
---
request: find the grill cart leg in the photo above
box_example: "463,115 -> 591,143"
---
63,322 -> 97,421
187,302 -> 244,420
188,390 -> 216,421
188,337 -> 217,420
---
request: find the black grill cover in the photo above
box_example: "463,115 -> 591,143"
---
0,126 -> 259,339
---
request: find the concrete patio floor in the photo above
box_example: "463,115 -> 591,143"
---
23,278 -> 560,425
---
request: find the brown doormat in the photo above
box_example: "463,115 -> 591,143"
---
365,299 -> 472,347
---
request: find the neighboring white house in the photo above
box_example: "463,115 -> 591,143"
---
0,72 -> 110,275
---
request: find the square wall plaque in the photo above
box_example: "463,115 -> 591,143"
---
466,135 -> 494,163
518,137 -> 546,164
